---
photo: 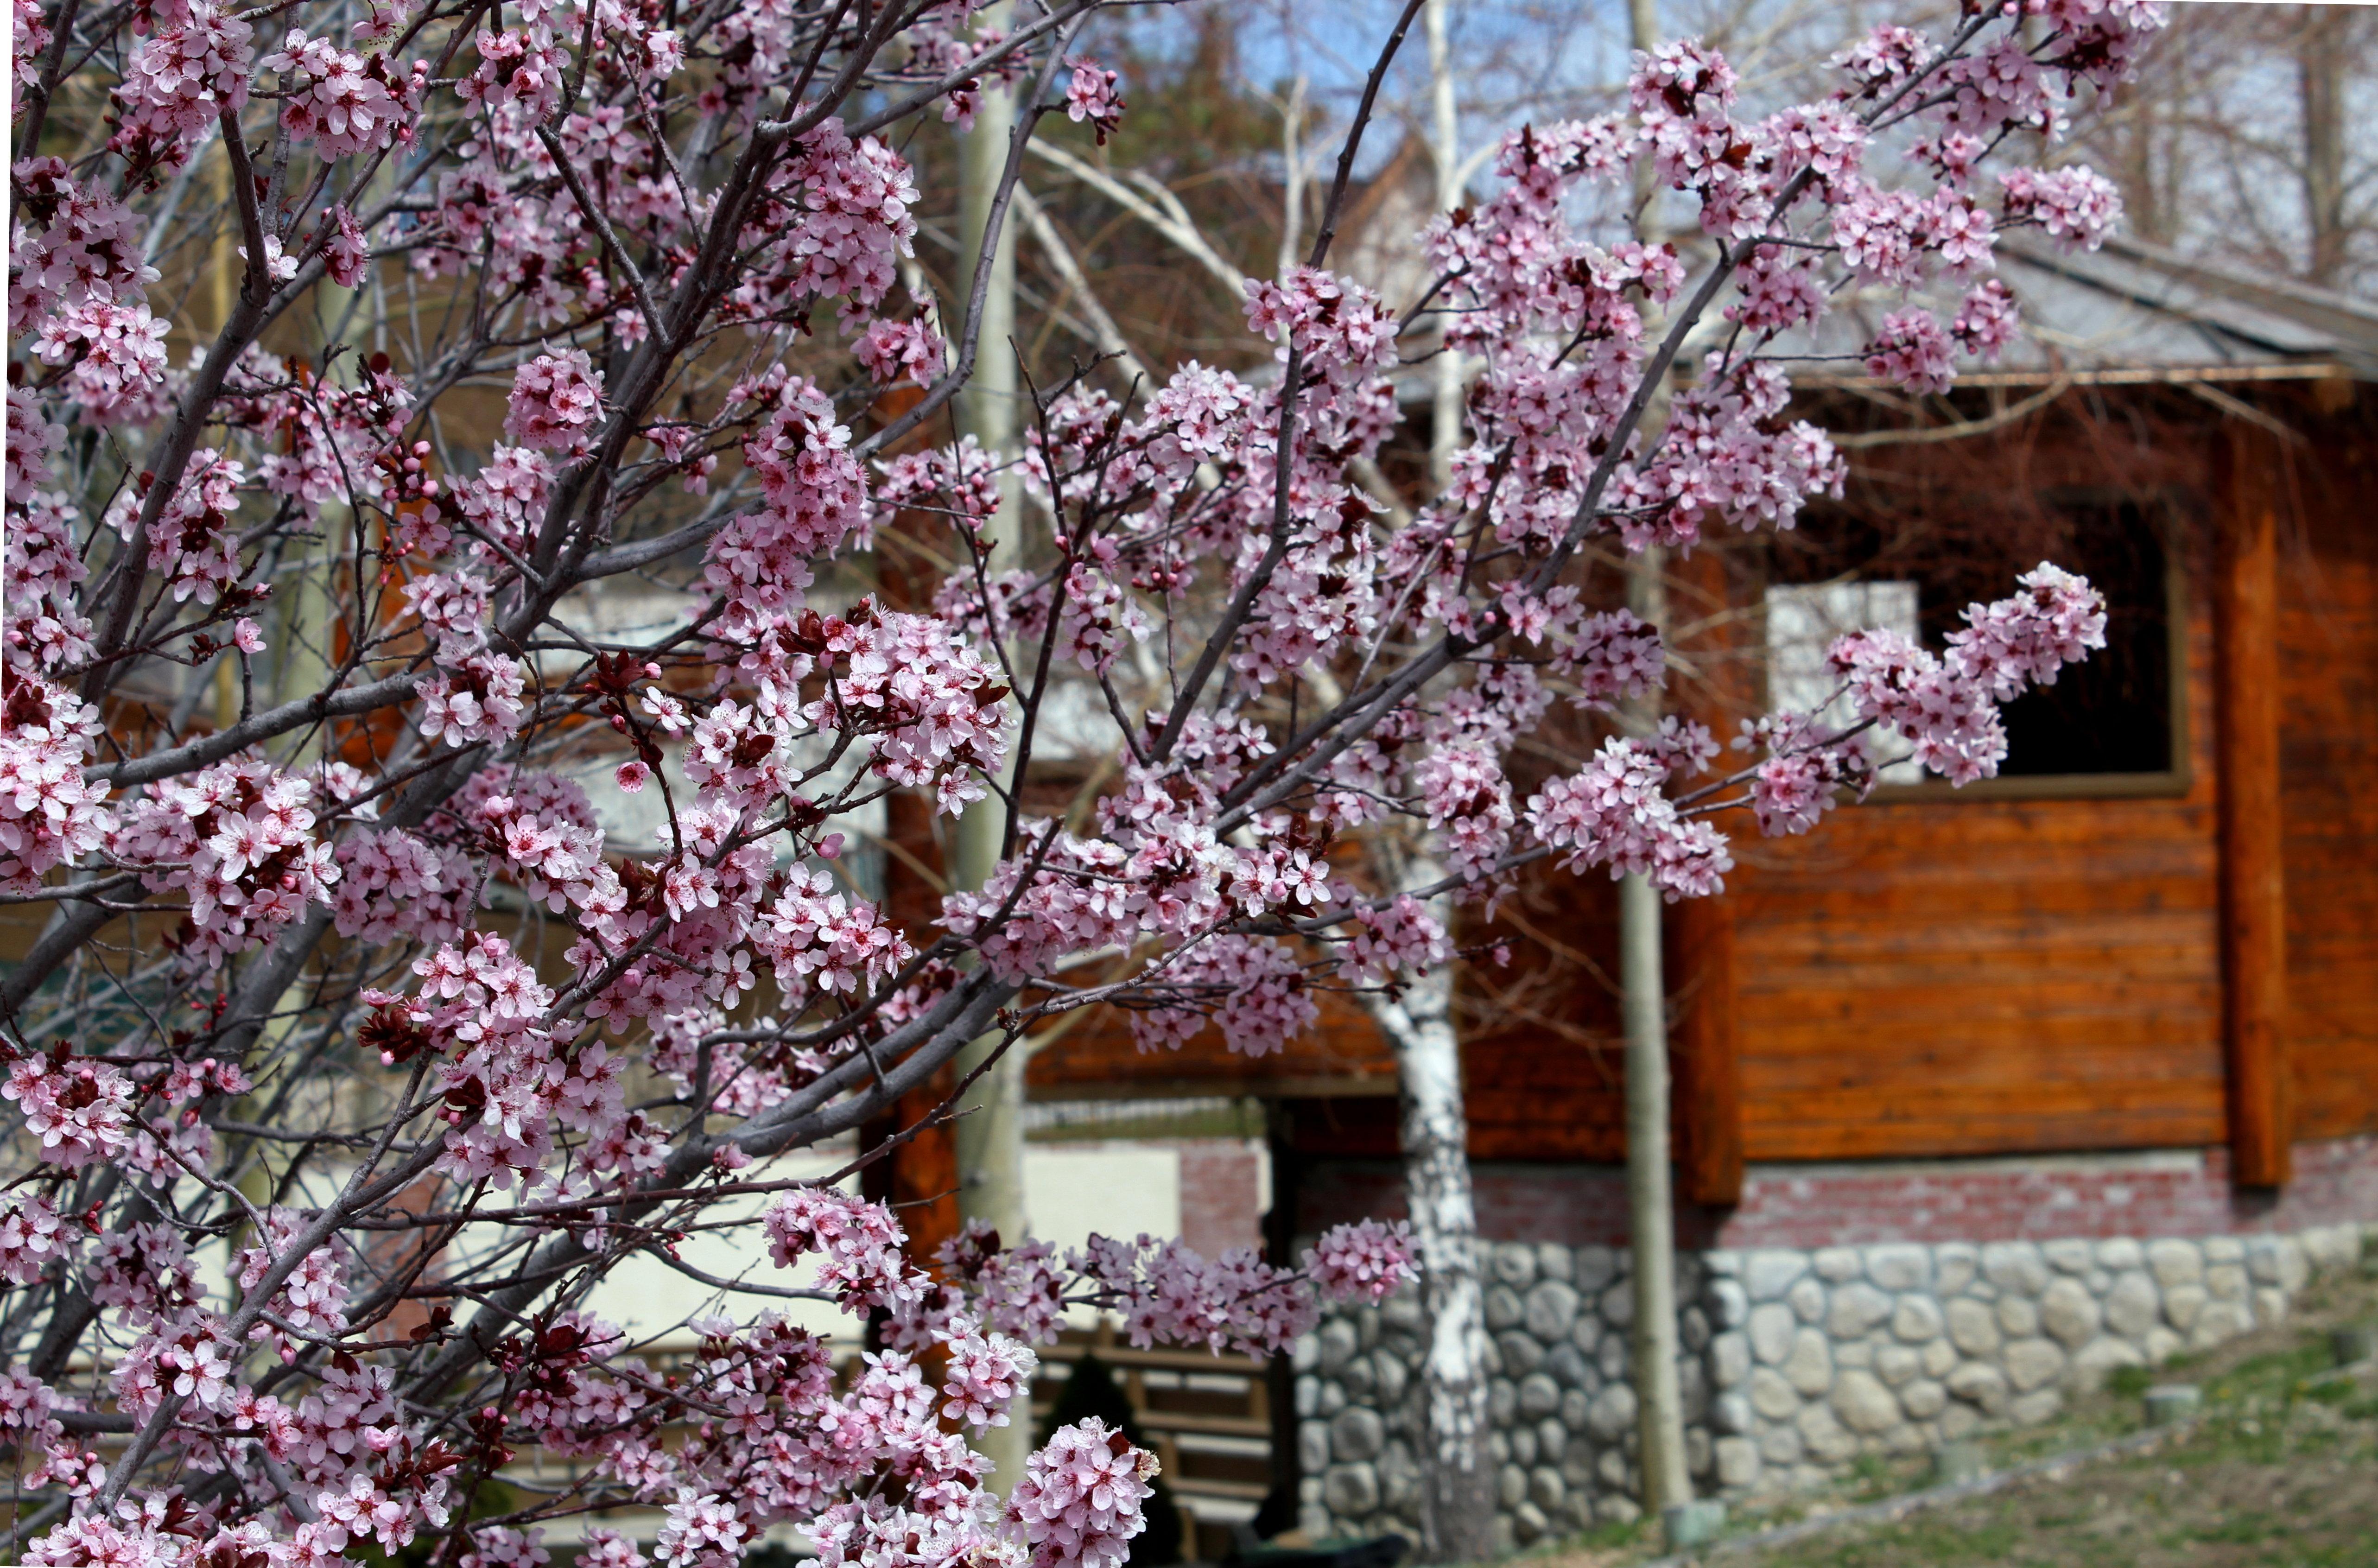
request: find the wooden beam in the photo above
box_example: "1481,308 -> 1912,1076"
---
1669,893 -> 1744,1206
1667,543 -> 1748,1207
2214,421 -> 2292,1188
858,782 -> 964,1260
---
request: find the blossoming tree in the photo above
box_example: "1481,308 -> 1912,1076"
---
3,0 -> 2151,1561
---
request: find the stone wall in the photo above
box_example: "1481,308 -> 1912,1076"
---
1294,1222 -> 2370,1546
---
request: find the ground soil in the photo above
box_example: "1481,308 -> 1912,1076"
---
1528,1256 -> 2378,1568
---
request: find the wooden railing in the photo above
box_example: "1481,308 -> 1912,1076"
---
1032,1323 -> 1277,1559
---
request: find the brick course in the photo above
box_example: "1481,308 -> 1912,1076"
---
1296,1134 -> 2378,1250
1176,1137 -> 1266,1257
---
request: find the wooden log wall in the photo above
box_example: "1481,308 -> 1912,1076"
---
1720,564 -> 2231,1162
2277,395 -> 2378,1147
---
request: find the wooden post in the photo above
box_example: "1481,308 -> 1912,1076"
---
1669,895 -> 1743,1207
859,787 -> 964,1261
2214,422 -> 2291,1188
1667,545 -> 1746,1208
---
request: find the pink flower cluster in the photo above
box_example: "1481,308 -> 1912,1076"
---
1346,897 -> 1451,984
334,827 -> 475,945
751,121 -> 920,310
854,313 -> 945,385
419,653 -> 530,748
4,1053 -> 135,1168
1825,566 -> 2109,784
31,298 -> 171,422
805,610 -> 1012,813
122,448 -> 247,603
1999,166 -> 2124,251
109,2 -> 253,162
1305,1219 -> 1416,1302
0,674 -> 113,890
8,157 -> 157,330
1527,736 -> 1735,899
1009,1419 -> 1159,1568
1243,268 -> 1400,391
1951,279 -> 2021,359
704,377 -> 868,625
107,755 -> 341,965
505,349 -> 606,453
1863,308 -> 1956,395
263,28 -> 407,157
0,1193 -> 71,1286
763,1188 -> 919,1312
939,1330 -> 1040,1428
1064,56 -> 1126,144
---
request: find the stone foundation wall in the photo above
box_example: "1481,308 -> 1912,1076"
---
1294,1222 -> 2371,1547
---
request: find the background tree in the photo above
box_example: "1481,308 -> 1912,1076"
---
2070,2 -> 2378,292
1,3 -> 2154,1567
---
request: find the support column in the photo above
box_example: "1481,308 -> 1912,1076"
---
1667,544 -> 1744,1209
2214,421 -> 2290,1188
1668,894 -> 1743,1208
859,787 -> 964,1266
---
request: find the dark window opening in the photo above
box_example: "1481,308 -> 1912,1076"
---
1770,502 -> 2175,780
1993,507 -> 2171,776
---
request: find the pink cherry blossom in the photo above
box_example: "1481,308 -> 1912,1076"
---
263,29 -> 404,156
1306,1219 -> 1417,1302
504,349 -> 606,453
0,2 -> 2156,1557
1064,57 -> 1126,144
110,3 -> 252,160
1864,308 -> 1957,394
1952,278 -> 2021,358
1008,1418 -> 1159,1568
2000,165 -> 2124,250
32,299 -> 171,422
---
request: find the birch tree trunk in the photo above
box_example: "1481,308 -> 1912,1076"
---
1360,862 -> 1497,1563
1618,870 -> 1691,1518
2297,6 -> 2347,286
1426,0 -> 1464,489
1356,23 -> 1493,1551
952,1 -> 1030,1489
1619,535 -> 1693,1520
1618,0 -> 1695,1523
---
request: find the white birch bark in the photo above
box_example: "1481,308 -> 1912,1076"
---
1619,869 -> 1692,1517
1619,534 -> 1692,1517
1426,0 -> 1464,489
1359,859 -> 1497,1562
952,4 -> 1030,1488
1619,0 -> 1695,1517
1278,73 -> 1309,279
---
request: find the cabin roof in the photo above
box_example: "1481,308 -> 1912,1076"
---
1815,231 -> 2378,385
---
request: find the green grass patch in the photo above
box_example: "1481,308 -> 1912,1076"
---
2106,1365 -> 2157,1399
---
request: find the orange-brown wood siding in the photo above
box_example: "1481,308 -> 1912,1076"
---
1459,402 -> 2243,1167
1459,868 -> 1629,1162
1727,728 -> 2228,1161
1028,984 -> 1401,1101
2279,401 -> 2378,1142
2216,423 -> 2293,1184
1726,566 -> 2228,1163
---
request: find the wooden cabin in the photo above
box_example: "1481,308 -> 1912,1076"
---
1016,234 -> 2378,1530
1032,235 -> 2378,1245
